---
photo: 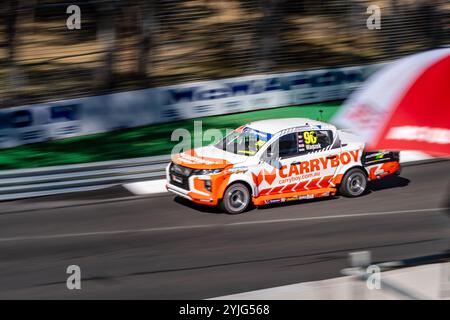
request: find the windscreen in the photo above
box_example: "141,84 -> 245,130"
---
214,126 -> 272,156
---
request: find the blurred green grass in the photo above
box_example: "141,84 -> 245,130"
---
0,102 -> 341,170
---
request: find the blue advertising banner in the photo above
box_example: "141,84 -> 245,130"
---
0,64 -> 383,149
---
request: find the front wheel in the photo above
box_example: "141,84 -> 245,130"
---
339,168 -> 368,197
220,183 -> 251,214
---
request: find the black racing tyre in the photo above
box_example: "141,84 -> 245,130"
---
220,183 -> 251,214
339,168 -> 368,197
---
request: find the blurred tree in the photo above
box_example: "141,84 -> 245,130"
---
255,0 -> 282,73
0,0 -> 448,107
96,0 -> 119,89
3,0 -> 37,106
136,0 -> 157,83
4,0 -> 19,106
384,0 -> 400,57
419,1 -> 442,50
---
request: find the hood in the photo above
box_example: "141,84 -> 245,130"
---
172,146 -> 248,169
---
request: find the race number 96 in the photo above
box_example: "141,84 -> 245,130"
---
303,131 -> 317,144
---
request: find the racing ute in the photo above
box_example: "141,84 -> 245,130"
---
166,118 -> 400,214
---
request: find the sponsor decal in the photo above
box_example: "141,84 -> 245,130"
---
365,150 -> 389,159
278,171 -> 320,185
297,194 -> 315,200
264,192 -> 331,204
265,199 -> 282,204
162,69 -> 366,105
363,151 -> 395,165
178,153 -> 217,165
253,150 -> 359,186
0,64 -> 375,149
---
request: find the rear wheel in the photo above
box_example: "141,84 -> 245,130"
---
339,168 -> 367,197
220,183 -> 251,214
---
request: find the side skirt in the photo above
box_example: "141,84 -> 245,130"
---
252,188 -> 336,206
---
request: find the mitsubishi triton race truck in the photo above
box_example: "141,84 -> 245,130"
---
166,118 -> 400,214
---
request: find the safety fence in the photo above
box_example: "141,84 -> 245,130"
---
0,154 -> 170,201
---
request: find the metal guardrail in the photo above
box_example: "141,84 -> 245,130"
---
0,153 -> 445,201
0,155 -> 171,201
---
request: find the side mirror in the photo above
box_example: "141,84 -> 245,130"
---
260,155 -> 282,169
272,157 -> 283,169
259,148 -> 274,163
259,143 -> 280,167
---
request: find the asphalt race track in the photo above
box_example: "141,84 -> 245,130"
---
0,161 -> 448,299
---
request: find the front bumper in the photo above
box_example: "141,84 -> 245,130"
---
166,182 -> 219,205
166,183 -> 192,200
166,163 -> 224,206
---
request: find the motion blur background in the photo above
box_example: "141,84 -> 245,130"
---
1,0 -> 449,108
0,1 -> 449,300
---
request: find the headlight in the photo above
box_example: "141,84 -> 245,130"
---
170,163 -> 192,176
192,168 -> 223,175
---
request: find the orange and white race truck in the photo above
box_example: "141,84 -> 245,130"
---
166,118 -> 400,214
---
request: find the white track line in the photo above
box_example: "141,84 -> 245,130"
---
0,207 -> 446,243
229,208 -> 448,226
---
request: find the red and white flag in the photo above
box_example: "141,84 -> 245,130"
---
332,48 -> 450,157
